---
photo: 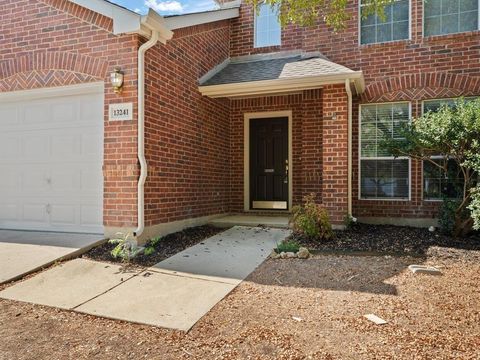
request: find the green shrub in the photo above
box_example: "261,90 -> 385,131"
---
276,240 -> 300,253
291,193 -> 334,240
109,233 -> 143,262
438,198 -> 460,235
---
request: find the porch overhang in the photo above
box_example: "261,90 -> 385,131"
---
199,71 -> 365,98
198,53 -> 365,99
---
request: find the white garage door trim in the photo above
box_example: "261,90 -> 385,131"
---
0,82 -> 104,234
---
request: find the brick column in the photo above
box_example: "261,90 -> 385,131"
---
321,84 -> 349,225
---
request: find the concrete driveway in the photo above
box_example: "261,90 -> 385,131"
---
0,230 -> 104,284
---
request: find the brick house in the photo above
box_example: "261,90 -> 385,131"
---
0,0 -> 479,241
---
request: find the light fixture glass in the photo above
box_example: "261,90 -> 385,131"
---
110,67 -> 124,94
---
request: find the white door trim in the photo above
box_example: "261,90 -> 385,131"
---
243,110 -> 293,212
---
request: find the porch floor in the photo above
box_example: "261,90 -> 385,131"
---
210,214 -> 290,229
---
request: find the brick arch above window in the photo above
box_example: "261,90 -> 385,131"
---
362,73 -> 480,103
0,51 -> 108,83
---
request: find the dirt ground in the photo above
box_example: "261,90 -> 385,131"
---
1,248 -> 479,360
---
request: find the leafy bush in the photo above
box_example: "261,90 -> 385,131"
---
291,193 -> 334,240
109,233 -> 143,262
438,198 -> 460,235
276,240 -> 300,253
143,236 -> 162,257
468,188 -> 480,231
382,97 -> 480,237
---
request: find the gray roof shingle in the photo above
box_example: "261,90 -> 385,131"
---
201,55 -> 355,86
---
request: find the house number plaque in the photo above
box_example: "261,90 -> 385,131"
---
109,103 -> 133,121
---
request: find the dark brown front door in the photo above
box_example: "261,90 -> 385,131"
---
250,117 -> 289,210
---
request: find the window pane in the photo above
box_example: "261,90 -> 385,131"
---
460,11 -> 479,32
424,0 -> 441,16
423,159 -> 464,199
361,159 -> 409,199
424,0 -> 478,36
360,0 -> 409,44
255,4 -> 281,48
461,0 -> 478,12
442,14 -> 459,34
361,103 -> 410,158
425,16 -> 441,36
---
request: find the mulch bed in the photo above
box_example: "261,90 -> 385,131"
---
289,223 -> 480,257
83,225 -> 225,268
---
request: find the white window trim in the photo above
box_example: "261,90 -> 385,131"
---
422,0 -> 480,38
358,102 -> 412,201
253,2 -> 282,48
358,0 -> 412,46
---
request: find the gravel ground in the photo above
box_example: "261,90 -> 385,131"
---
84,225 -> 224,267
292,223 -> 480,256
1,246 -> 479,359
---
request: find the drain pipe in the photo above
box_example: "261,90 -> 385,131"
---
134,30 -> 159,238
345,79 -> 353,217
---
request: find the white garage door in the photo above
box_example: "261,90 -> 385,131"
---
0,83 -> 104,234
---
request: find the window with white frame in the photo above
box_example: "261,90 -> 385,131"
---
360,0 -> 410,44
254,3 -> 281,48
360,103 -> 411,199
421,98 -> 475,200
424,0 -> 479,37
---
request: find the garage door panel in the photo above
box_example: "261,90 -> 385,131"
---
0,84 -> 104,234
81,204 -> 103,227
50,204 -> 77,226
51,99 -> 78,123
23,204 -> 48,223
0,105 -> 18,126
0,204 -> 18,221
23,103 -> 51,125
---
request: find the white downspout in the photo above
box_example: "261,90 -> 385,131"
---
345,79 -> 353,217
134,30 -> 159,238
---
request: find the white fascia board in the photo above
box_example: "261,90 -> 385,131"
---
199,72 -> 365,98
165,7 -> 240,30
68,0 -> 172,41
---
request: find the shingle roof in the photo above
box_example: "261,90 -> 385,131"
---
201,55 -> 356,86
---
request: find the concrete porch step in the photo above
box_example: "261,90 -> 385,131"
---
209,214 -> 290,229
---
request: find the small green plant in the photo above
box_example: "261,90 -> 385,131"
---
344,214 -> 358,229
109,232 -> 143,262
291,193 -> 334,240
143,236 -> 162,257
276,240 -> 300,253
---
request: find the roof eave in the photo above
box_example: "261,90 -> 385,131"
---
69,0 -> 172,41
164,7 -> 240,30
199,72 -> 365,98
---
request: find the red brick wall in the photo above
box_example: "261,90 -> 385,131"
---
229,0 -> 480,221
229,89 -> 348,223
143,21 -> 232,226
0,0 -> 141,228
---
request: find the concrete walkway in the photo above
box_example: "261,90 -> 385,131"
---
0,230 -> 104,284
0,226 -> 290,331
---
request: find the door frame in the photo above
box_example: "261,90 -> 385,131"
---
244,110 -> 293,212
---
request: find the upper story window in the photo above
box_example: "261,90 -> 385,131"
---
424,0 -> 479,37
360,103 -> 411,200
360,0 -> 410,44
254,3 -> 281,48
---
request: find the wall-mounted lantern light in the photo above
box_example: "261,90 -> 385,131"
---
110,67 -> 124,94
